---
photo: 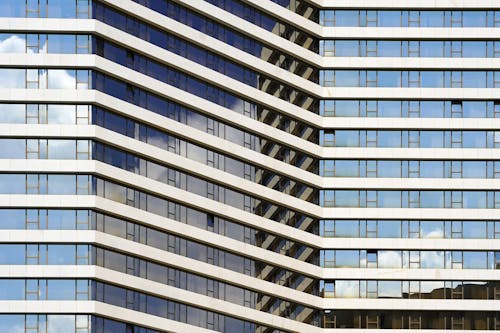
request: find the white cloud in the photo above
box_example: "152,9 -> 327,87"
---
47,69 -> 76,89
377,251 -> 402,268
47,105 -> 77,124
0,35 -> 25,53
335,280 -> 359,298
0,69 -> 25,88
421,226 -> 444,238
420,251 -> 445,268
48,315 -> 76,333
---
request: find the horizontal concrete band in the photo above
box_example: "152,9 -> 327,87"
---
135,0 -> 500,62
0,89 -> 326,183
0,300 -> 216,333
2,89 -> 500,171
0,88 -> 498,191
0,193 -> 498,275
0,231 -> 321,308
322,27 -> 500,39
312,0 -> 500,9
0,21 -> 498,128
3,124 -> 500,191
3,299 -> 496,333
0,218 -> 500,286
2,154 -> 500,222
0,18 -> 322,98
1,52 -> 499,140
321,57 -> 500,70
244,0 -> 500,35
0,233 -> 498,310
0,266 -> 496,321
244,0 -> 500,38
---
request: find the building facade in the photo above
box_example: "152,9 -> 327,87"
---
0,0 -> 498,332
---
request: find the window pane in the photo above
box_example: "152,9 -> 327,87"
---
48,245 -> 75,264
336,251 -> 359,267
421,251 -> 444,268
378,251 -> 401,268
378,221 -> 401,238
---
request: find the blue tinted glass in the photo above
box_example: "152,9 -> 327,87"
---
462,71 -> 486,88
0,139 -> 24,158
421,71 -> 444,87
462,161 -> 486,178
463,41 -> 487,57
334,191 -> 359,207
421,191 -> 444,208
0,280 -> 24,299
420,161 -> 444,178
334,11 -> 359,26
0,0 -> 24,17
377,41 -> 401,57
48,0 -> 76,18
378,131 -> 401,147
378,71 -> 401,87
378,101 -> 401,117
48,315 -> 76,333
48,175 -> 75,194
0,69 -> 25,88
463,11 -> 487,27
335,71 -> 359,86
420,11 -> 444,27
336,250 -> 359,267
420,131 -> 444,147
463,102 -> 487,117
320,10 -> 334,25
0,174 -> 25,194
421,221 -> 444,238
47,210 -> 76,229
463,131 -> 486,148
47,245 -> 75,264
378,221 -> 401,237
48,280 -> 75,299
463,252 -> 487,269
378,281 -> 402,297
0,209 -> 25,229
0,245 -> 24,264
335,221 -> 359,237
335,131 -> 359,146
335,41 -> 359,56
377,161 -> 401,177
0,315 -> 24,331
0,104 -> 25,123
378,191 -> 401,207
335,100 -> 359,117
47,35 -> 75,53
378,11 -> 401,26
463,191 -> 486,208
463,221 -> 487,238
420,41 -> 444,57
420,101 -> 444,117
47,140 -> 75,159
334,160 -> 360,177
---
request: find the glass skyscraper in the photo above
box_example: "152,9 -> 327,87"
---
0,0 -> 498,331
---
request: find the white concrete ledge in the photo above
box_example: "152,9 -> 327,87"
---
322,27 -> 500,39
0,300 -> 216,333
315,0 -> 500,9
322,147 -> 500,160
